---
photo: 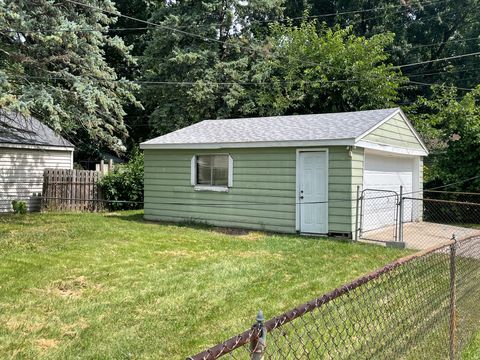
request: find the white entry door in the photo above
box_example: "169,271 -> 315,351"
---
298,151 -> 328,234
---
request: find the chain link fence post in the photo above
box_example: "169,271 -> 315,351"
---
398,185 -> 404,243
354,185 -> 361,241
449,234 -> 457,360
250,310 -> 266,360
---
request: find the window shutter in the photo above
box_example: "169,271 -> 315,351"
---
191,155 -> 196,186
228,155 -> 234,187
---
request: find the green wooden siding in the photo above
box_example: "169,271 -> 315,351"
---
362,113 -> 424,150
144,146 -> 358,234
144,148 -> 297,233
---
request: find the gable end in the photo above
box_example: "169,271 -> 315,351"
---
355,110 -> 428,154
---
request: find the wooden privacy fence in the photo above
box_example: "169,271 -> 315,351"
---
42,168 -> 105,211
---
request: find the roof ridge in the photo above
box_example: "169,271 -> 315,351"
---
200,107 -> 400,123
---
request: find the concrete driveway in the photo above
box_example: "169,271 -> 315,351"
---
361,222 -> 480,250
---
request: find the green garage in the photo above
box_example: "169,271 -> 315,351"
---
140,108 -> 428,237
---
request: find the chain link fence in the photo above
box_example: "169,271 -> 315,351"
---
188,236 -> 480,360
357,189 -> 480,250
398,191 -> 480,249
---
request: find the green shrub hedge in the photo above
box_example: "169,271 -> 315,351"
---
99,152 -> 144,210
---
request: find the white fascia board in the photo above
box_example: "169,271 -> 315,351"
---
0,142 -> 74,151
356,140 -> 428,156
140,138 -> 356,150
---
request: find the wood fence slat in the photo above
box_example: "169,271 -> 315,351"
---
41,168 -> 105,212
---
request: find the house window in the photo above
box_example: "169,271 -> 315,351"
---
191,154 -> 233,191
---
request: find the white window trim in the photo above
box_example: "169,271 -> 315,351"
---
191,154 -> 233,191
194,185 -> 229,192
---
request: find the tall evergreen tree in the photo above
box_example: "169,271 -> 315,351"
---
0,0 -> 139,155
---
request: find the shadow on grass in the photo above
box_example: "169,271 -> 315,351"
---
108,212 -> 359,245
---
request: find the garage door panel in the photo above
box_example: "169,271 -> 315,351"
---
363,153 -> 414,232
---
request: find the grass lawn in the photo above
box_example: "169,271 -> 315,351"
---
464,331 -> 480,360
0,211 -> 420,358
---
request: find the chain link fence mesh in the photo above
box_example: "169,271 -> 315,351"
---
400,193 -> 480,249
189,236 -> 480,360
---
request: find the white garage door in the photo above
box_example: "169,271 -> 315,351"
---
362,153 -> 414,232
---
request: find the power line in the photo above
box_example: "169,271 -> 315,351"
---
410,36 -> 480,50
408,66 -> 480,78
396,51 -> 480,69
425,175 -> 480,192
408,80 -> 474,91
3,73 -> 472,96
1,27 -> 150,33
32,0 -> 442,34
0,73 -> 412,87
64,0 -> 229,46
65,0 -> 480,74
246,0 -> 449,24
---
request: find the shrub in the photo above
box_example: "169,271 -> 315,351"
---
11,200 -> 27,214
99,151 -> 144,211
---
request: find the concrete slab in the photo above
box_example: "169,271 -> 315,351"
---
361,222 -> 480,250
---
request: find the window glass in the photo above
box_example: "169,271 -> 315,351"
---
212,155 -> 228,186
196,154 -> 229,186
196,155 -> 212,185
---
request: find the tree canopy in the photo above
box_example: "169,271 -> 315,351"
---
0,0 -> 139,155
407,85 -> 480,190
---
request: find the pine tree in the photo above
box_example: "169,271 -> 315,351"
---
0,0 -> 139,154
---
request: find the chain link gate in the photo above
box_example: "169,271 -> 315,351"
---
358,188 -> 400,243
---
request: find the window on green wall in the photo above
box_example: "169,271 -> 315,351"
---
196,154 -> 229,186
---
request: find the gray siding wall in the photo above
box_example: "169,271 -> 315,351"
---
0,147 -> 73,212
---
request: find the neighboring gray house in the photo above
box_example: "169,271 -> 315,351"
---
140,108 -> 428,237
0,111 -> 74,212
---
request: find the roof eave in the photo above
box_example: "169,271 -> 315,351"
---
140,138 -> 357,150
0,142 -> 75,151
356,140 -> 428,157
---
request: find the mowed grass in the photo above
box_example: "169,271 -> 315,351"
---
0,211 -> 411,359
464,331 -> 480,360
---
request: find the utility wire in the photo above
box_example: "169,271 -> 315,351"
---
1,27 -> 150,33
64,0 -> 228,46
410,36 -> 480,50
7,0 -> 446,34
408,80 -> 474,91
396,51 -> 480,69
3,72 -> 474,92
65,0 -> 480,73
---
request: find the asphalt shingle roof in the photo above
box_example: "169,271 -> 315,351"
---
0,111 -> 74,148
142,108 -> 400,147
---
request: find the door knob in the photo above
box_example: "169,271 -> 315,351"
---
300,195 -> 304,199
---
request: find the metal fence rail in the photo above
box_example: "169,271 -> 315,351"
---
188,236 -> 480,360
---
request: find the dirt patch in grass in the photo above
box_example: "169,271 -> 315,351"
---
154,249 -> 282,260
3,315 -> 46,334
38,276 -> 103,298
62,319 -> 89,338
210,227 -> 268,240
35,338 -> 59,351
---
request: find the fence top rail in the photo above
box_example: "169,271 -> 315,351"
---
424,190 -> 480,196
187,239 -> 454,360
404,196 -> 480,206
